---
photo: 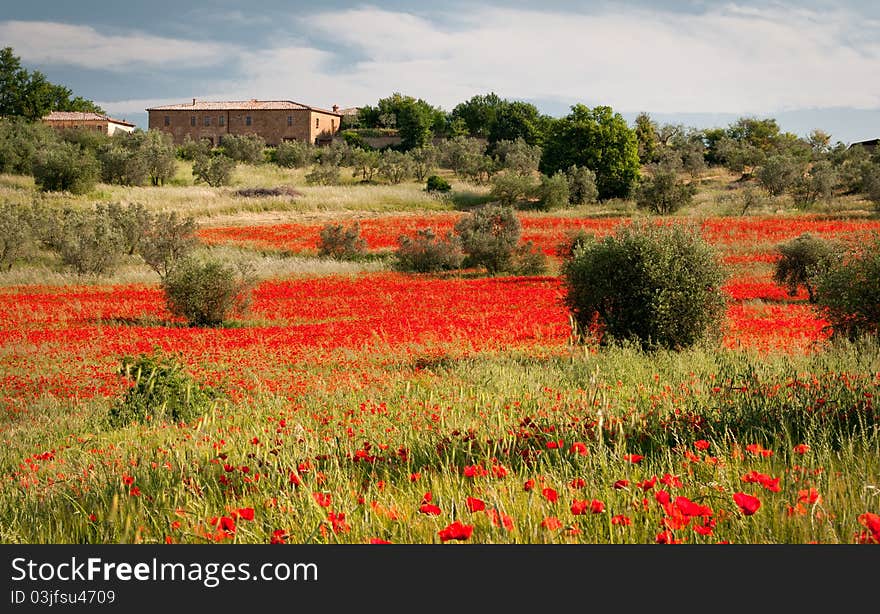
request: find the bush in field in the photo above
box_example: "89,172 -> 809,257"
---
273,140 -> 315,168
109,354 -> 218,427
636,164 -> 696,214
138,211 -> 198,278
493,138 -> 541,176
425,175 -> 451,193
510,240 -> 548,275
318,222 -> 367,259
162,256 -> 254,327
32,141 -> 100,194
394,227 -> 463,273
863,164 -> 880,209
54,208 -> 124,276
351,148 -> 381,182
103,202 -> 152,256
490,172 -> 535,206
378,149 -> 413,184
140,130 -> 177,186
0,117 -> 55,175
757,155 -> 802,196
814,235 -> 880,340
562,221 -> 726,350
409,145 -> 437,182
536,172 -> 570,210
0,202 -> 35,270
219,134 -> 266,164
178,135 -> 213,161
774,233 -> 838,303
454,204 -> 521,274
97,142 -> 149,186
566,165 -> 599,205
305,162 -> 341,186
193,154 -> 235,187
791,160 -> 836,208
555,229 -> 593,260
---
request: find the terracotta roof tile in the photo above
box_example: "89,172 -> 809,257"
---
147,100 -> 342,115
42,111 -> 135,127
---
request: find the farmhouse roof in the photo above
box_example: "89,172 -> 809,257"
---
42,111 -> 135,126
146,99 -> 342,115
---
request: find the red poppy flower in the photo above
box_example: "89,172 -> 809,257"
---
793,444 -> 810,455
369,538 -> 392,544
271,529 -> 287,544
129,486 -> 141,497
733,492 -> 761,516
745,443 -> 773,457
492,464 -> 509,479
466,497 -> 486,513
623,454 -> 644,464
541,516 -> 563,530
741,471 -> 781,492
590,499 -> 605,514
797,488 -> 820,505
546,439 -> 564,449
122,475 -> 134,486
569,478 -> 586,489
694,440 -> 711,450
655,490 -> 671,505
235,507 -> 255,521
611,515 -> 631,526
421,492 -> 433,503
637,476 -> 657,491
675,496 -> 713,518
328,512 -> 350,534
438,521 -> 474,542
464,464 -> 488,478
613,479 -> 629,490
487,509 -> 515,531
419,504 -> 442,516
571,499 -> 589,515
409,472 -> 421,482
288,472 -> 301,486
858,513 -> 880,543
312,492 -> 332,507
523,479 -> 536,492
656,530 -> 684,544
694,523 -> 715,537
659,473 -> 683,489
542,487 -> 559,503
570,442 -> 588,456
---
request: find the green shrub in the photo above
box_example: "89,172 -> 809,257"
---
32,141 -> 100,194
378,150 -> 413,184
562,221 -> 727,350
454,204 -> 522,274
109,354 -> 218,427
791,160 -> 836,208
863,164 -> 880,210
757,155 -> 802,196
425,175 -> 451,192
273,140 -> 314,168
0,117 -> 55,175
193,154 -> 235,187
636,165 -> 696,214
162,256 -> 254,327
489,173 -> 535,206
318,222 -> 367,259
555,229 -> 593,260
178,135 -> 213,161
0,202 -> 35,270
138,211 -> 198,278
566,165 -> 599,205
773,233 -> 838,302
510,241 -> 548,275
103,202 -> 153,256
814,235 -> 880,340
536,172 -> 570,210
219,134 -> 266,164
54,208 -> 124,276
394,228 -> 463,273
305,162 -> 341,186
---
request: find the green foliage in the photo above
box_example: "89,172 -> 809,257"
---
318,222 -> 367,259
490,172 -> 536,206
108,354 -> 219,427
634,112 -> 659,164
814,236 -> 880,340
219,134 -> 266,164
138,130 -> 177,186
774,233 -> 838,303
492,138 -> 541,176
192,154 -> 235,187
305,162 -> 341,186
555,229 -> 593,260
791,160 -> 837,208
32,141 -> 100,194
562,222 -> 727,350
178,135 -> 213,161
104,202 -> 152,256
0,202 -> 35,270
350,148 -> 381,182
272,140 -> 315,168
535,172 -> 570,210
509,240 -> 548,275
757,155 -> 802,196
0,46 -> 103,120
425,175 -> 451,193
394,227 -> 463,273
565,165 -> 599,205
378,149 -> 413,184
97,139 -> 149,186
0,117 -> 55,174
438,136 -> 489,181
162,256 -> 254,327
138,211 -> 198,278
362,93 -> 446,150
454,204 -> 522,274
862,164 -> 880,209
53,208 -> 124,276
409,146 -> 437,182
635,164 -> 696,214
540,104 -> 640,199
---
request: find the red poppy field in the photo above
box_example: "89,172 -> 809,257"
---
1,212 -> 879,545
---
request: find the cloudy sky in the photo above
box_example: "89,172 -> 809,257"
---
3,0 -> 880,142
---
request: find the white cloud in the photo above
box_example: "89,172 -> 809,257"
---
0,21 -> 233,70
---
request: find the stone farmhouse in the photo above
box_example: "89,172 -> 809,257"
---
146,99 -> 344,146
41,111 -> 136,135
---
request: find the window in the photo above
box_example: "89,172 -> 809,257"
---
246,115 -> 252,126
164,115 -> 170,126
315,117 -> 319,129
287,115 -> 293,127
191,116 -> 196,126
219,115 -> 225,126
204,116 -> 210,126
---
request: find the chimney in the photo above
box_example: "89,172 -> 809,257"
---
332,104 -> 339,113
192,98 -> 196,105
